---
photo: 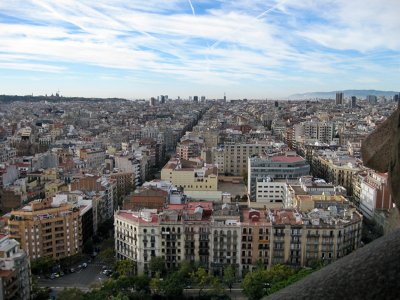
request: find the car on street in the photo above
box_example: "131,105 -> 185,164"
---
82,263 -> 88,268
102,269 -> 113,276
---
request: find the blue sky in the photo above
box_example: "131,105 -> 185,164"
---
0,0 -> 399,99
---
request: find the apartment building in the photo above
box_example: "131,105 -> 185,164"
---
71,174 -> 117,221
124,187 -> 168,211
221,142 -> 272,176
294,121 -> 335,144
161,158 -> 220,200
115,200 -> 362,277
8,198 -> 82,260
176,139 -> 202,160
209,203 -> 241,276
311,150 -> 361,195
358,171 -> 393,220
114,209 -> 160,274
109,171 -> 135,201
79,148 -> 106,170
0,235 -> 31,300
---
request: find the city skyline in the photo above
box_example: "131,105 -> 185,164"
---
0,0 -> 399,99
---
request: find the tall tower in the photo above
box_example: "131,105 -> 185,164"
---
223,92 -> 226,102
336,92 -> 343,105
350,96 -> 356,108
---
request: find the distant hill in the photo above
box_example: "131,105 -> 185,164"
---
0,94 -> 130,103
289,90 -> 399,100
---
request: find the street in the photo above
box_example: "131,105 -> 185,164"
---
37,264 -> 107,290
184,288 -> 247,300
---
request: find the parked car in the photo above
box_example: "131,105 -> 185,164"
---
49,273 -> 56,280
82,263 -> 88,268
70,268 -> 75,273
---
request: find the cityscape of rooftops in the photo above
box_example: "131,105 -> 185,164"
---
0,1 -> 399,300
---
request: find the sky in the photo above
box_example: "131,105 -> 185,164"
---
0,0 -> 399,99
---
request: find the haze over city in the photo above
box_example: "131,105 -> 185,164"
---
1,0 -> 399,99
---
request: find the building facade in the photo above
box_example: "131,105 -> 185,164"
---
0,235 -> 31,300
8,198 -> 82,260
248,153 -> 310,202
115,200 -> 362,277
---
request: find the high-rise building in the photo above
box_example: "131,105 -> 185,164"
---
149,97 -> 157,106
393,94 -> 399,102
8,198 -> 82,260
335,92 -> 343,105
350,96 -> 357,108
193,96 -> 199,103
366,95 -> 377,104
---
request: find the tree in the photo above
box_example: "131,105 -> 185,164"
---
264,264 -> 295,284
31,256 -> 54,274
115,259 -> 134,277
211,277 -> 225,298
149,256 -> 166,276
150,272 -> 162,295
223,265 -> 236,292
98,247 -> 115,267
191,267 -> 214,297
57,288 -> 85,300
241,268 -> 268,300
161,271 -> 185,299
134,274 -> 151,292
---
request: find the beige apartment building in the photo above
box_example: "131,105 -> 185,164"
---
115,200 -> 362,277
161,158 -> 220,200
8,198 -> 82,260
212,142 -> 272,176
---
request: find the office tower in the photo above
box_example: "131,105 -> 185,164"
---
350,96 -> 357,108
366,95 -> 377,104
335,92 -> 343,105
193,96 -> 199,103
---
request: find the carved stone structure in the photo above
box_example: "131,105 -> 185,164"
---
362,107 -> 400,205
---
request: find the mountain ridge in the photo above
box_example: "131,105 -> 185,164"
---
289,89 -> 399,100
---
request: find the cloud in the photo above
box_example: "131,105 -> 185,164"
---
0,0 -> 398,97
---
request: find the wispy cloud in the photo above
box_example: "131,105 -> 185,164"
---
0,0 -> 398,98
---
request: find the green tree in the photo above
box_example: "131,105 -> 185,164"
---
161,271 -> 185,299
134,274 -> 151,292
149,272 -> 162,295
241,268 -> 268,300
191,267 -> 214,297
149,256 -> 166,276
211,277 -> 225,297
264,264 -> 295,284
223,265 -> 236,292
98,247 -> 115,267
31,256 -> 54,274
57,288 -> 85,300
114,259 -> 134,277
